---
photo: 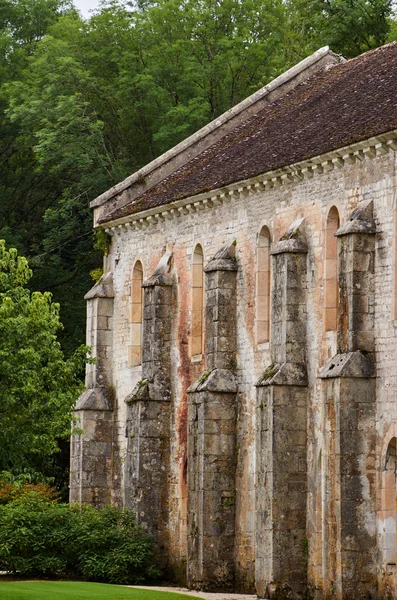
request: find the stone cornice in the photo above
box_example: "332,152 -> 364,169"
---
103,129 -> 397,234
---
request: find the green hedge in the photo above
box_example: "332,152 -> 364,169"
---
0,493 -> 160,584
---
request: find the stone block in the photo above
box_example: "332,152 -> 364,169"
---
216,270 -> 238,289
83,440 -> 112,457
97,299 -> 114,318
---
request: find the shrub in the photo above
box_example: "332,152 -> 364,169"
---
0,493 -> 160,584
0,473 -> 60,505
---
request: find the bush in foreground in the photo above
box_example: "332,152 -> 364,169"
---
0,473 -> 60,505
0,493 -> 160,584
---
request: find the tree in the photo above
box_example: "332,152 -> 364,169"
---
284,0 -> 393,60
1,19 -> 113,353
0,240 -> 87,476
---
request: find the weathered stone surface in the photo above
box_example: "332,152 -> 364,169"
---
203,242 -> 238,273
75,386 -> 114,410
255,217 -> 308,600
70,270 -> 115,508
337,227 -> 376,354
188,243 -> 238,591
321,377 -> 377,599
125,380 -> 149,403
188,368 -> 237,394
256,362 -> 307,386
70,407 -> 113,507
84,270 -> 114,300
270,217 -> 308,255
271,251 -> 307,366
143,246 -> 173,286
317,203 -> 378,599
335,199 -> 376,236
124,249 -> 173,564
319,350 -> 375,379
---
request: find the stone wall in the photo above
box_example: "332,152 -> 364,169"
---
73,147 -> 397,598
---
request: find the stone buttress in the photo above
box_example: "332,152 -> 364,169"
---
124,249 -> 173,560
255,218 -> 309,600
70,271 -> 115,506
187,243 -> 238,591
319,200 -> 377,599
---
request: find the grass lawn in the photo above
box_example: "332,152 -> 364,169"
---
0,581 -> 200,600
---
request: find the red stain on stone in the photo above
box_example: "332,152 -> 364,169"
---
174,244 -> 204,458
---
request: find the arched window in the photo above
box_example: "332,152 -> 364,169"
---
191,245 -> 204,357
256,226 -> 271,344
381,438 -> 397,566
129,260 -> 143,367
324,207 -> 340,332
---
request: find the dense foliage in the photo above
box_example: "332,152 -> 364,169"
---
0,492 -> 160,584
0,473 -> 60,505
0,240 -> 86,480
1,0 -> 396,356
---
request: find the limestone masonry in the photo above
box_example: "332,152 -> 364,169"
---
71,43 -> 397,599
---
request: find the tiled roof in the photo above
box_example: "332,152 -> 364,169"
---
100,43 -> 397,224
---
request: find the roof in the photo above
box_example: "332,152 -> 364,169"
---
92,46 -> 339,211
99,42 -> 397,225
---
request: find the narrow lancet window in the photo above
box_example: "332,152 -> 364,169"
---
324,207 -> 340,332
256,226 -> 271,344
382,438 -> 397,566
130,260 -> 143,367
191,244 -> 204,357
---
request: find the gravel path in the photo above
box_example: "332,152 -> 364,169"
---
130,585 -> 257,600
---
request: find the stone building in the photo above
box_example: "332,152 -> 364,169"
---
70,43 -> 397,599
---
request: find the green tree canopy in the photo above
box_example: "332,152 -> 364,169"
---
285,0 -> 393,60
0,0 -> 396,360
0,240 -> 87,475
